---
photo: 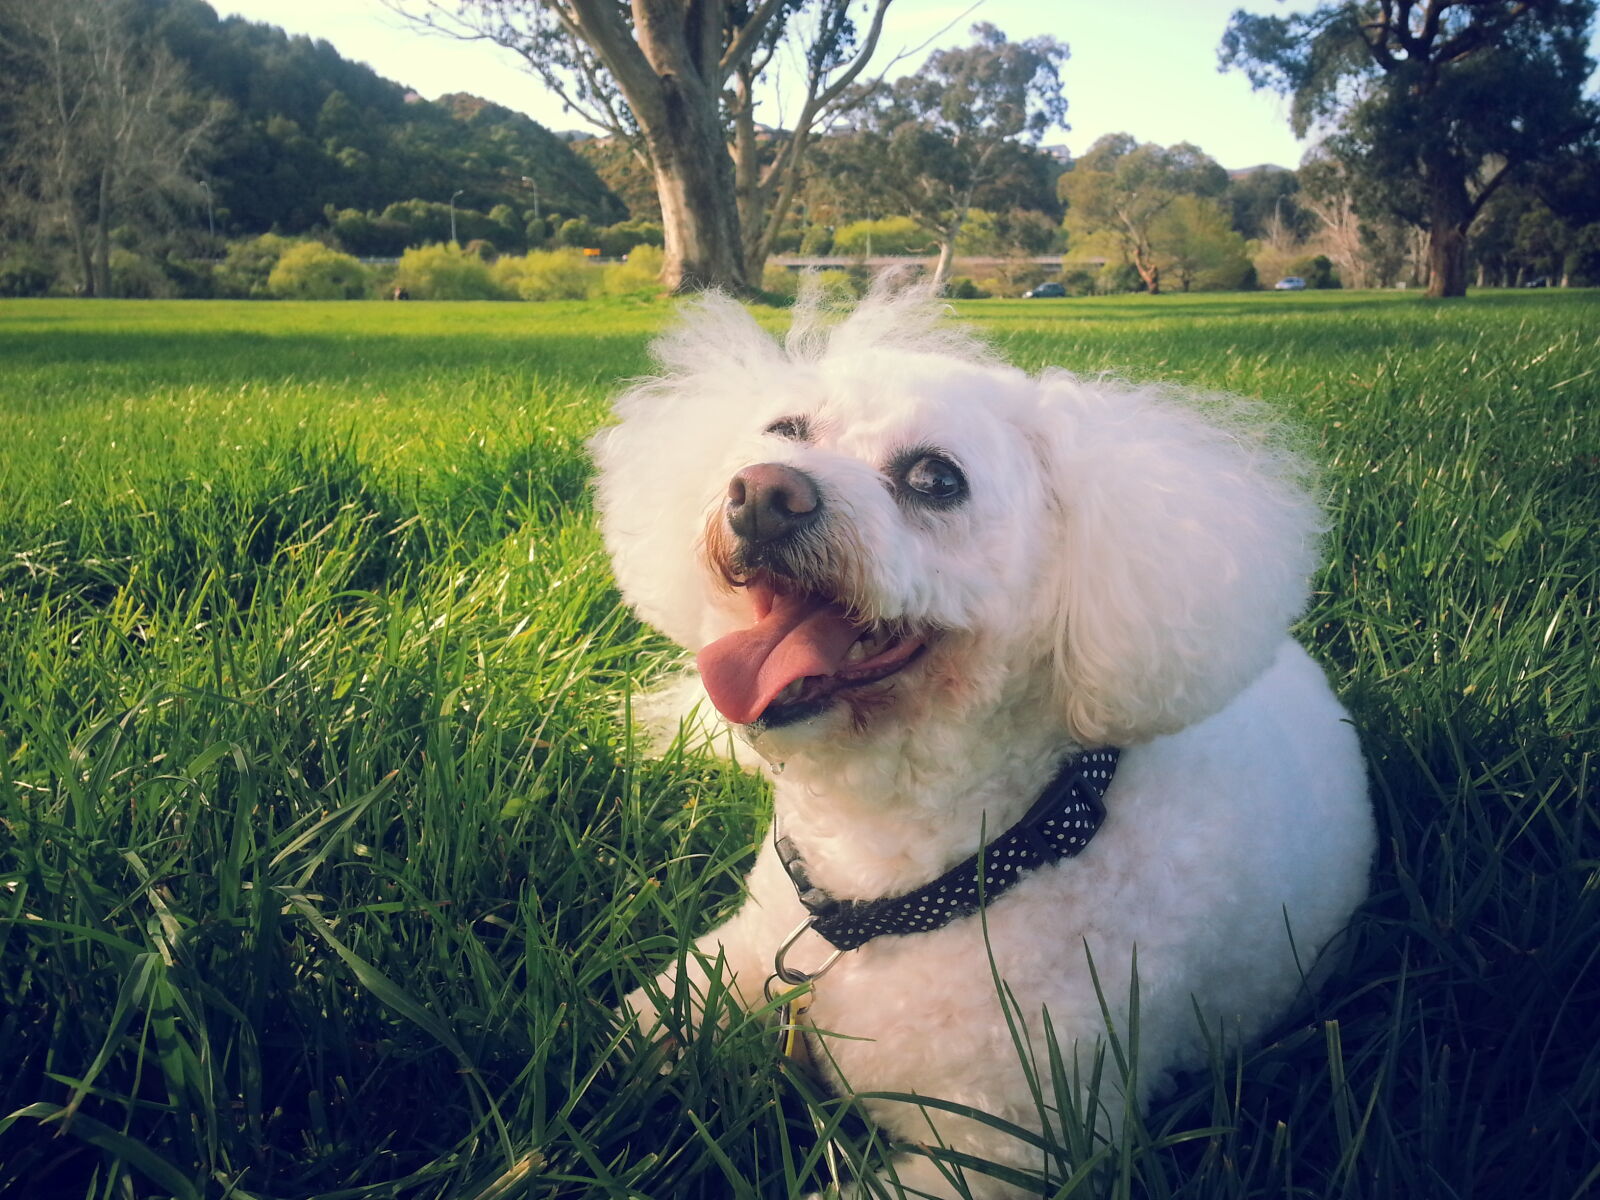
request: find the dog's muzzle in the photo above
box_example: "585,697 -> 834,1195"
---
726,463 -> 822,547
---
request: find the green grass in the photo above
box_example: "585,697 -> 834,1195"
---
1,290 -> 1596,1199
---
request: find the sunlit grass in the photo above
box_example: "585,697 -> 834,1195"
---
1,290 -> 1596,1198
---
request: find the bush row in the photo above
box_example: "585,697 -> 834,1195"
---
44,237 -> 671,302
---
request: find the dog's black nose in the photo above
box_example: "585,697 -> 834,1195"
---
726,463 -> 821,545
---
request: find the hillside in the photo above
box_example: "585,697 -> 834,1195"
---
144,0 -> 625,233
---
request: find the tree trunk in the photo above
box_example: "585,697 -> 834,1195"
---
933,238 -> 957,290
1425,221 -> 1469,298
647,97 -> 746,293
731,64 -> 766,285
576,0 -> 749,294
93,165 -> 112,298
1424,167 -> 1472,298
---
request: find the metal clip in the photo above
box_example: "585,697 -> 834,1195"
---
773,916 -> 845,986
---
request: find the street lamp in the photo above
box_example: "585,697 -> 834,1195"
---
449,189 -> 464,244
520,175 -> 540,222
198,180 -> 215,243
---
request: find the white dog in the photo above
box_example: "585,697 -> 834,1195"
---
590,284 -> 1373,1198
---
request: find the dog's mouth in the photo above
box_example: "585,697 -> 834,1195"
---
696,575 -> 928,728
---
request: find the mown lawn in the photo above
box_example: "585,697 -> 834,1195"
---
1,290 -> 1596,1199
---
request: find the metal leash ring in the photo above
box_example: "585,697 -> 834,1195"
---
772,915 -> 845,986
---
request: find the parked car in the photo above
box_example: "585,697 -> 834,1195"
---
1273,276 -> 1308,291
1522,276 -> 1550,288
1023,281 -> 1067,298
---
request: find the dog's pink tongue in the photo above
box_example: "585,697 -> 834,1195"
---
697,588 -> 864,724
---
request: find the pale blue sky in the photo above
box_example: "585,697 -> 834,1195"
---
208,1 -> 1327,169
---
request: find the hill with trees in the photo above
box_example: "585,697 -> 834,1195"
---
0,0 -> 624,295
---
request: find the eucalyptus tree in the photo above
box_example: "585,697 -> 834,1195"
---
1057,135 -> 1229,294
827,23 -> 1068,289
1221,0 -> 1599,297
390,0 -> 893,292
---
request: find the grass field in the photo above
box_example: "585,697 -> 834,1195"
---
1,290 -> 1596,1199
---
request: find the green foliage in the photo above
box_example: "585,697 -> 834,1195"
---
827,23 -> 1067,263
0,249 -> 56,297
491,248 -> 594,301
594,218 -> 665,258
1,292 -> 1596,1198
267,242 -> 370,299
831,215 -> 928,256
1287,253 -> 1340,289
327,206 -> 411,257
1060,268 -> 1098,297
1220,1 -> 1600,295
214,233 -> 303,299
108,249 -> 179,299
598,244 -> 665,296
1152,195 -> 1256,292
760,263 -> 801,299
148,1 -> 625,235
945,275 -> 990,299
392,243 -> 508,300
556,217 -> 598,250
798,224 -> 835,255
1061,135 -> 1231,294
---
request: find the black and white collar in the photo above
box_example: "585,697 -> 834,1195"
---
773,748 -> 1119,967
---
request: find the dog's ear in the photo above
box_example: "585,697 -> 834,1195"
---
589,294 -> 783,648
1030,374 -> 1324,746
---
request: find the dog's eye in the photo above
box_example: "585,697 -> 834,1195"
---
765,416 -> 811,441
901,454 -> 966,505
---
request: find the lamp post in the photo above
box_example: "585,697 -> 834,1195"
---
449,189 -> 464,245
198,181 -> 215,243
520,176 -> 541,222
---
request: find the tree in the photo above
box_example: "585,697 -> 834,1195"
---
828,23 -> 1068,288
0,0 -> 219,297
1228,165 -> 1309,242
1059,135 -> 1229,294
388,0 -> 894,293
1152,195 -> 1255,291
1221,1 -> 1600,298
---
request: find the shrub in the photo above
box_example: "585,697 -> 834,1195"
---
1098,261 -> 1145,294
393,243 -> 509,300
0,250 -> 55,297
799,225 -> 834,255
329,208 -> 410,258
1061,268 -> 1098,297
267,242 -> 370,299
492,249 -> 593,301
216,234 -> 302,298
598,244 -> 664,296
761,263 -> 801,300
832,216 -> 928,257
1287,253 -> 1340,289
770,225 -> 805,254
595,219 -> 664,258
463,239 -> 498,262
945,276 -> 990,300
556,217 -> 597,251
814,268 -> 867,299
109,249 -> 177,298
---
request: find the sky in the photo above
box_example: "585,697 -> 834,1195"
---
208,0 -> 1322,170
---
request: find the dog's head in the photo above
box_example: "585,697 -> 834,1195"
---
591,285 -> 1322,754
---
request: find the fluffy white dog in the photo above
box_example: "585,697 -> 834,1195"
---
591,284 -> 1373,1198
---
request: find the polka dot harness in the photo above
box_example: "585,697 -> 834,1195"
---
772,749 -> 1120,967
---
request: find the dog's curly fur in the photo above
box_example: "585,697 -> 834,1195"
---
590,283 -> 1374,1198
